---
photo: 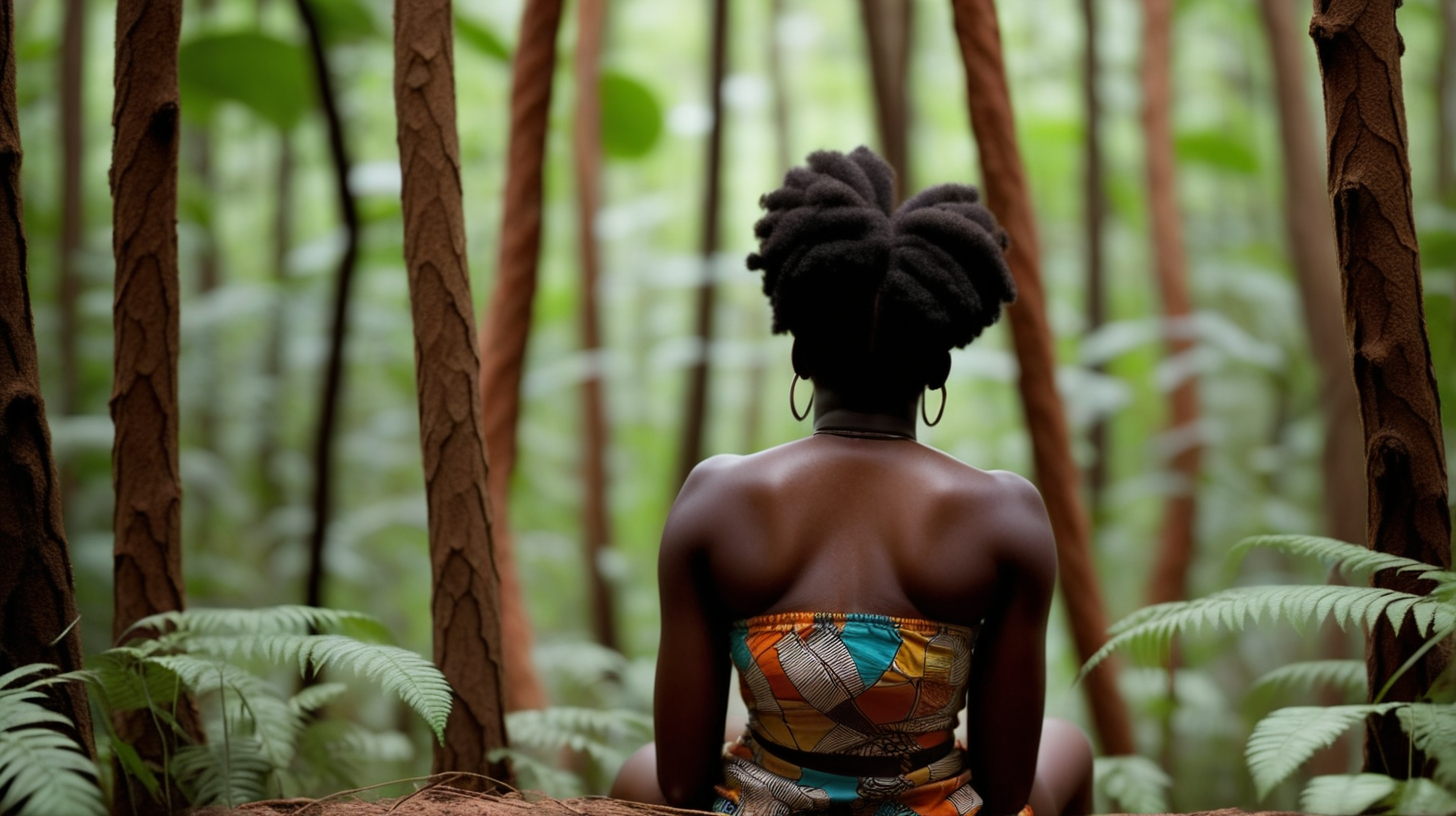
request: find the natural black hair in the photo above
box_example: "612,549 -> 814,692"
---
748,146 -> 1015,398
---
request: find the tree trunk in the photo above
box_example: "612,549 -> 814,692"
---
950,0 -> 1135,758
0,0 -> 95,760
674,0 -> 728,490
110,1 -> 205,810
1440,0 -> 1456,203
858,0 -> 912,202
477,0 -> 562,712
1310,0 -> 1453,778
58,0 -> 84,417
294,0 -> 360,613
393,0 -> 512,786
1141,0 -> 1201,608
573,0 -> 618,652
1081,0 -> 1109,512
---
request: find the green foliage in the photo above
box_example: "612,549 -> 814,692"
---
1246,704 -> 1400,798
1302,775 -> 1456,816
1093,755 -> 1171,814
454,12 -> 510,62
496,706 -> 652,797
1174,129 -> 1259,175
0,665 -> 106,816
179,32 -> 311,131
600,71 -> 664,160
1249,660 -> 1367,700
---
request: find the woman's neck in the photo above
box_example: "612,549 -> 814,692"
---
811,385 -> 919,440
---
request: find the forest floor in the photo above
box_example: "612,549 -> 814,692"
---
201,788 -> 1307,816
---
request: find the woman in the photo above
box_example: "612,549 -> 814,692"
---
613,147 -> 1093,816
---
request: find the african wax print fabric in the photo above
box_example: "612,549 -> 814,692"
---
711,612 -> 1024,816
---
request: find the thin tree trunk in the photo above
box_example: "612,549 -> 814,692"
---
477,0 -> 562,712
394,0 -> 511,785
858,0 -> 912,202
674,0 -> 728,490
110,1 -> 205,810
294,0 -> 360,612
58,0 -> 83,417
1310,0 -> 1453,778
950,0 -> 1135,757
1141,0 -> 1201,608
0,0 -> 95,759
1081,0 -> 1109,511
1440,0 -> 1456,203
573,0 -> 617,652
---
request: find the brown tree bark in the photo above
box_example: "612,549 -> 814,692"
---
674,0 -> 728,490
477,0 -> 562,712
1081,0 -> 1109,510
294,0 -> 360,613
58,0 -> 84,416
950,0 -> 1135,757
1440,0 -> 1456,203
1310,0 -> 1453,778
0,0 -> 95,759
573,0 -> 618,652
858,0 -> 912,202
110,1 -> 205,809
1141,0 -> 1201,608
393,0 -> 511,786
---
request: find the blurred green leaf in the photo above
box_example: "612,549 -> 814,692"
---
600,71 -> 662,160
311,0 -> 380,45
1420,229 -> 1456,271
454,13 -> 510,62
1175,129 -> 1259,175
180,32 -> 310,132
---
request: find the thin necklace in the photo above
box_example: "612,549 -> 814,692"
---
813,427 -> 915,441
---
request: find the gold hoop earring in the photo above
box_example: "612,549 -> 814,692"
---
922,385 -> 946,427
790,374 -> 814,422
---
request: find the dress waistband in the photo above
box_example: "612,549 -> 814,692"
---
749,727 -> 957,777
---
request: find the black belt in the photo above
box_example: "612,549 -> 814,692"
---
750,730 -> 957,777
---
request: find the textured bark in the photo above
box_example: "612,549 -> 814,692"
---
294,0 -> 360,612
477,0 -> 562,712
0,0 -> 95,759
950,0 -> 1135,757
858,0 -> 912,202
674,0 -> 728,490
1258,0 -> 1365,550
1081,0 -> 1109,509
110,1 -> 205,809
1141,0 -> 1201,608
394,0 -> 512,785
1310,0 -> 1452,777
573,0 -> 618,652
58,0 -> 84,415
1440,0 -> 1456,202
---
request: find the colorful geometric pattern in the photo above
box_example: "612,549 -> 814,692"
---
711,613 -> 1025,816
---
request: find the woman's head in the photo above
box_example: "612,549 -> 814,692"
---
748,146 -> 1015,402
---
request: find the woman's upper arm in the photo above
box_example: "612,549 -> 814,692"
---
962,473 -> 1057,815
653,463 -> 734,810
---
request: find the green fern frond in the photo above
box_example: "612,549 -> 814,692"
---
80,649 -> 185,712
1388,777 -> 1456,815
1300,774 -> 1398,815
0,665 -> 105,816
292,719 -> 415,791
1235,535 -> 1455,585
131,605 -> 391,642
1397,704 -> 1456,789
170,738 -> 274,808
1250,660 -> 1368,700
1092,755 -> 1170,813
1083,585 -> 1450,678
490,746 -> 587,798
1247,703 -> 1402,798
289,682 -> 349,716
150,654 -> 301,767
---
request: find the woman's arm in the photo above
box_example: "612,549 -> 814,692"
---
653,461 -> 734,810
962,473 -> 1057,815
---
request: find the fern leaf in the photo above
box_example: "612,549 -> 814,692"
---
1247,704 -> 1401,798
81,649 -> 185,713
1250,660 -> 1367,700
0,664 -> 59,691
289,682 -> 349,716
170,739 -> 274,808
1235,535 -> 1456,586
1396,704 -> 1456,790
130,605 -> 391,642
0,671 -> 105,816
1093,755 -> 1170,813
1300,774 -> 1398,815
1390,777 -> 1456,815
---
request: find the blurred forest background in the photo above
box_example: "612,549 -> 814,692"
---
12,0 -> 1456,811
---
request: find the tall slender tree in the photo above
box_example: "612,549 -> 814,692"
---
477,0 -> 563,712
1081,0 -> 1110,509
950,0 -> 1134,757
393,0 -> 511,785
0,0 -> 95,759
573,0 -> 618,651
1311,0 -> 1452,777
110,0 -> 205,809
1140,0 -> 1201,608
294,0 -> 361,612
674,0 -> 729,490
858,0 -> 912,202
